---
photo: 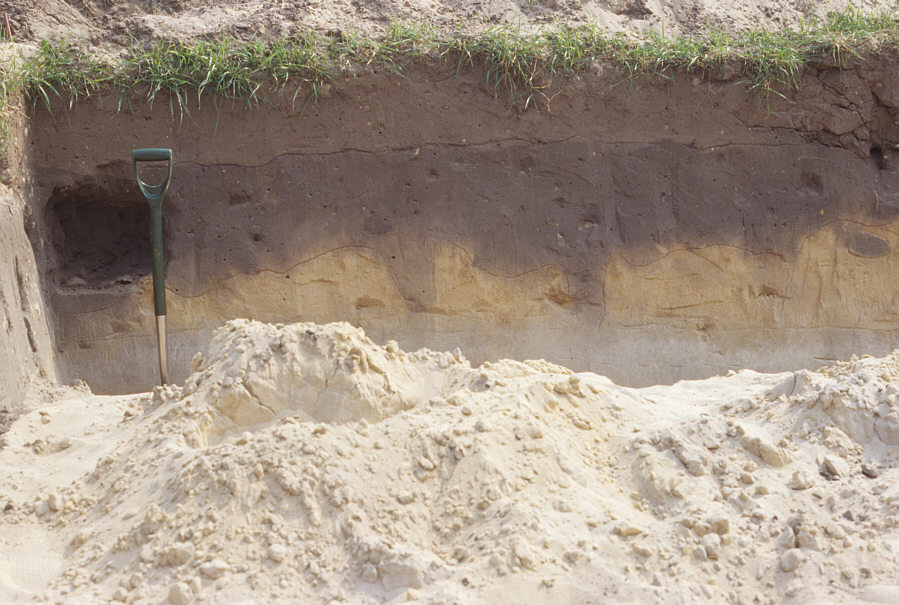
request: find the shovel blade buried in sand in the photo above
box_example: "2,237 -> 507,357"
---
132,148 -> 173,385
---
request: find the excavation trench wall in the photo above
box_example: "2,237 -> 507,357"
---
0,107 -> 56,411
23,59 -> 899,393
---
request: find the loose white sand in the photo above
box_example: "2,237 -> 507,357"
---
1,319 -> 898,604
12,0 -> 893,45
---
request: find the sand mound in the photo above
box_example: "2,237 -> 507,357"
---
0,321 -> 898,604
183,319 -> 474,430
768,353 -> 899,448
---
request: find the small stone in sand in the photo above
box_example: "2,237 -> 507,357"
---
199,559 -> 229,579
780,549 -> 802,573
789,471 -> 814,491
701,533 -> 722,560
169,582 -> 193,605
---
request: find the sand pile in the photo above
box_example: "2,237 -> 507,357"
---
1,319 -> 898,604
183,320 -> 473,428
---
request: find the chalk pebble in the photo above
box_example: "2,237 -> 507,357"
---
169,582 -> 193,605
199,559 -> 230,579
780,549 -> 802,573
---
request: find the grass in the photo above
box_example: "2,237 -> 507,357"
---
21,39 -> 114,112
0,7 -> 898,157
0,55 -> 20,175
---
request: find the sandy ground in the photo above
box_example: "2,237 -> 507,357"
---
1,319 -> 898,604
2,0 -> 896,45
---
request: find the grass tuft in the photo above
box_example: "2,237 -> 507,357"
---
444,26 -> 546,108
21,39 -> 114,113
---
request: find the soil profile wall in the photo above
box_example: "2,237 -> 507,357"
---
0,108 -> 56,411
24,60 -> 899,393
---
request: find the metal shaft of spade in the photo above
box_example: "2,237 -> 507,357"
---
132,148 -> 173,385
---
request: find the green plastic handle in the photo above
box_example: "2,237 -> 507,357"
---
132,148 -> 173,316
132,148 -> 172,162
132,148 -> 173,202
